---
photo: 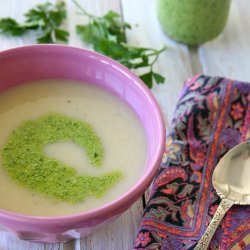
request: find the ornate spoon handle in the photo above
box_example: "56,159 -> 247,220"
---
194,198 -> 234,250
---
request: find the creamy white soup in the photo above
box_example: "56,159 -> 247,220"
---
0,80 -> 147,216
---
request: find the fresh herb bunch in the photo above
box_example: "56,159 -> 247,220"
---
73,0 -> 165,88
0,1 -> 69,43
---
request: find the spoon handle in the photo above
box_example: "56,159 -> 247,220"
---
194,198 -> 234,250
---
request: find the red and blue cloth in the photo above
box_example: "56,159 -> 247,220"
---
134,75 -> 250,250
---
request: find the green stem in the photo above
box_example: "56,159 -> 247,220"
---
146,46 -> 166,58
72,0 -> 93,19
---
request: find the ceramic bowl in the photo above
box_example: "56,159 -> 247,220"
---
0,45 -> 165,243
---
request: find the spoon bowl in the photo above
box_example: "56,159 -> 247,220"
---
195,141 -> 250,250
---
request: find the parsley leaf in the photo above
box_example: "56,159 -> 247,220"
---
0,1 -> 69,43
73,0 -> 165,88
0,18 -> 26,36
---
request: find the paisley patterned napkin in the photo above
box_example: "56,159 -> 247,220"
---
134,75 -> 250,250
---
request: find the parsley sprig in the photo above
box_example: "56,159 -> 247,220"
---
74,0 -> 165,88
0,1 -> 69,43
0,0 -> 166,88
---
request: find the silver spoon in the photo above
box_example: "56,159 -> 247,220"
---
195,141 -> 250,250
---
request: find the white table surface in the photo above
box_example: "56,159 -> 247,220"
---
0,0 -> 250,249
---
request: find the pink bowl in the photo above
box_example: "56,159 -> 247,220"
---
0,45 -> 165,243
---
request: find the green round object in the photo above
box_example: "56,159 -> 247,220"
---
157,0 -> 231,46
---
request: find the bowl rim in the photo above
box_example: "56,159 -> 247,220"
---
0,44 -> 166,226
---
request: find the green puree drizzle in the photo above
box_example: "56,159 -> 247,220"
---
1,113 -> 122,204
